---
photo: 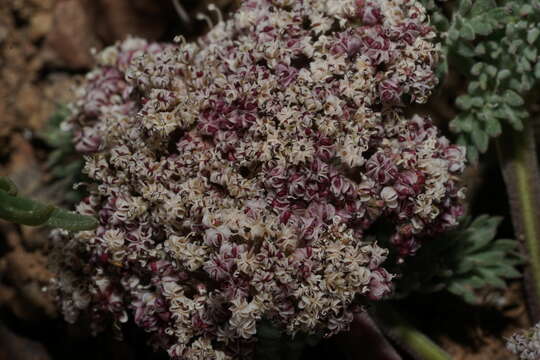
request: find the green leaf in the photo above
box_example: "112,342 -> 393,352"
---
0,189 -> 56,226
448,282 -> 478,304
492,239 -> 519,252
471,63 -> 484,76
457,42 -> 476,57
447,282 -> 468,296
520,4 -> 535,16
46,208 -> 99,231
464,275 -> 487,288
469,251 -> 506,266
0,179 -> 98,231
465,215 -> 501,252
470,214 -> 501,229
519,58 -> 532,73
503,90 -> 524,107
471,97 -> 484,108
458,0 -> 473,14
485,117 -> 502,137
496,69 -> 511,82
489,43 -> 503,60
485,65 -> 498,78
468,81 -> 480,94
448,28 -> 461,42
453,114 -> 475,133
51,160 -> 83,178
393,213 -> 521,305
470,20 -> 492,36
455,259 -> 475,275
470,0 -> 496,17
503,106 -> 525,131
475,43 -> 486,56
471,123 -> 489,153
467,143 -> 479,163
476,268 -> 507,288
479,73 -> 489,90
524,47 -> 538,62
46,149 -> 65,168
433,13 -> 450,31
528,28 -> 540,45
456,95 -> 473,110
489,265 -> 522,279
509,78 -> 522,92
519,73 -> 534,92
461,23 -> 476,40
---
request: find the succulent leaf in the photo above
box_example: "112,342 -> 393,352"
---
0,189 -> 56,226
0,178 -> 97,231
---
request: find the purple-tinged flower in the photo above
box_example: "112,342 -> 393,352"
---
50,1 -> 464,359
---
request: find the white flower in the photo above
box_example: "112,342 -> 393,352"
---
380,186 -> 398,209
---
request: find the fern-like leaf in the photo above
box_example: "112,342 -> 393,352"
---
394,215 -> 522,304
423,0 -> 540,162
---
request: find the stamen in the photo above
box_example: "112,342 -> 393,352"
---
196,12 -> 214,29
208,4 -> 223,24
173,35 -> 187,45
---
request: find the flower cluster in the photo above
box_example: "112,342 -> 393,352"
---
49,0 -> 465,359
507,323 -> 540,360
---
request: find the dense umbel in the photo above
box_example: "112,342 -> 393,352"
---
507,323 -> 540,360
49,0 -> 465,358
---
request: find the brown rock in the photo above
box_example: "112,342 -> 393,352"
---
45,0 -> 102,69
0,26 -> 7,44
15,84 -> 42,130
95,0 -> 175,44
45,0 -> 179,69
0,223 -> 57,319
28,11 -> 53,41
27,0 -> 56,10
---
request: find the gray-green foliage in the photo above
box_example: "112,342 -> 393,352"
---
422,0 -> 540,162
40,105 -> 85,203
0,107 -> 95,230
394,215 -> 522,304
0,176 -> 98,231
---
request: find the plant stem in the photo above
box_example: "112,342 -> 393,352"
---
373,303 -> 452,360
496,122 -> 540,322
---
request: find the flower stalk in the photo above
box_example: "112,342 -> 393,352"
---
373,303 -> 452,360
496,120 -> 540,322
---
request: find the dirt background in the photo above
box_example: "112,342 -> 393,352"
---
0,1 -> 530,359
